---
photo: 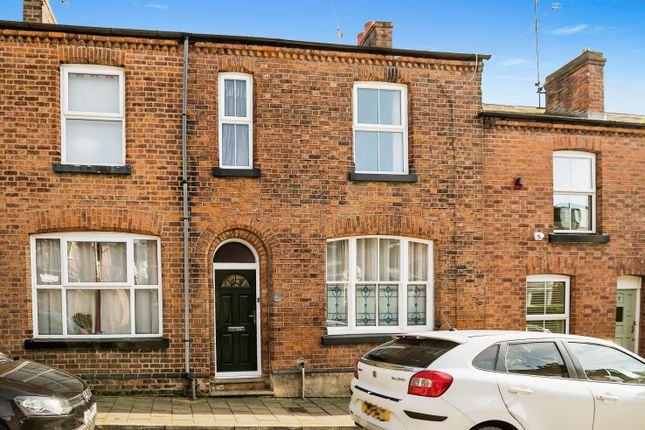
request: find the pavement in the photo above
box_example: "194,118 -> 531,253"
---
96,396 -> 356,429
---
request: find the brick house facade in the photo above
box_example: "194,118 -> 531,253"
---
0,3 -> 643,396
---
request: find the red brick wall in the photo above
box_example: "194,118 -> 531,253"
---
482,117 -> 645,355
0,29 -> 187,393
0,27 -> 488,393
186,42 -> 487,379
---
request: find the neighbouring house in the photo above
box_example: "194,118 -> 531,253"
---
0,0 -> 642,397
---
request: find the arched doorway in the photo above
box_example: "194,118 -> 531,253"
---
213,240 -> 261,378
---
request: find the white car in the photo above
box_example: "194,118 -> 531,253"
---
349,330 -> 645,430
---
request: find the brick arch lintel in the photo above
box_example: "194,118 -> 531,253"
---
324,214 -> 441,241
192,216 -> 278,266
27,208 -> 165,236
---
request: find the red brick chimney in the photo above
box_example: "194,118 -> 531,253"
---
357,21 -> 393,48
23,0 -> 56,24
544,49 -> 606,118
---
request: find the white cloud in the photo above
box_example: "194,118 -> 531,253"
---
145,3 -> 168,10
550,24 -> 590,35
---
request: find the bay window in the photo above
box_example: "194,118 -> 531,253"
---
61,65 -> 125,166
31,233 -> 162,338
326,236 -> 433,334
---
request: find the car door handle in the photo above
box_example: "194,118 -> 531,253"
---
595,394 -> 619,402
508,387 -> 533,395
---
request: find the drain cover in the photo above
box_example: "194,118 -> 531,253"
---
288,406 -> 308,413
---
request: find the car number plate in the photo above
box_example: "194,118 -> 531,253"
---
84,402 -> 97,424
361,401 -> 390,422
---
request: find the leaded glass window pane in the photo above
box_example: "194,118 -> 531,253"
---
407,285 -> 426,325
326,284 -> 347,327
378,284 -> 398,326
356,284 -> 376,326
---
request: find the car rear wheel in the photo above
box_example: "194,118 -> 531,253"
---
477,427 -> 503,430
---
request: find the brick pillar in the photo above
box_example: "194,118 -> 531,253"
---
544,49 -> 606,118
23,0 -> 56,24
357,21 -> 393,48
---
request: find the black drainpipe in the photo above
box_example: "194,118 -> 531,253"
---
181,35 -> 195,399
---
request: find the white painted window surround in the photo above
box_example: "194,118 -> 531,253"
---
31,232 -> 162,339
60,65 -> 125,166
553,151 -> 596,233
326,236 -> 433,335
218,73 -> 253,169
526,274 -> 570,334
353,82 -> 408,175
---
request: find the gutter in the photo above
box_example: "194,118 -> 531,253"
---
479,110 -> 645,130
181,35 -> 195,399
0,20 -> 490,62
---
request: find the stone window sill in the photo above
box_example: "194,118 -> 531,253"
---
349,172 -> 417,183
53,163 -> 132,175
548,233 -> 610,244
24,337 -> 169,351
321,334 -> 394,346
212,167 -> 261,178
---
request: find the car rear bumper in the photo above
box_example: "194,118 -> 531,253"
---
350,386 -> 473,430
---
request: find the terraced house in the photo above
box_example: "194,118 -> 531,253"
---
0,0 -> 642,397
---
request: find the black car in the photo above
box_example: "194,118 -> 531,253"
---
0,352 -> 96,430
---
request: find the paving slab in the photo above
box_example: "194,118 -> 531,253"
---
96,396 -> 355,429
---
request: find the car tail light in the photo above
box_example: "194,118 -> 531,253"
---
354,361 -> 359,379
408,371 -> 453,397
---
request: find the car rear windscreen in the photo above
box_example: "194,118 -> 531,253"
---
364,337 -> 459,368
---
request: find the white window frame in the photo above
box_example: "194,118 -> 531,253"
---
526,274 -> 570,334
553,151 -> 596,233
60,65 -> 126,166
30,232 -> 163,339
218,73 -> 254,169
326,236 -> 433,335
352,82 -> 408,175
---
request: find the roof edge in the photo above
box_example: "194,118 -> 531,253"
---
480,110 -> 645,130
0,20 -> 491,62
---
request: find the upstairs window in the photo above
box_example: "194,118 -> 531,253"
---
61,65 -> 125,166
31,233 -> 162,338
526,275 -> 570,334
353,83 -> 408,174
218,73 -> 253,169
553,151 -> 596,232
326,236 -> 432,334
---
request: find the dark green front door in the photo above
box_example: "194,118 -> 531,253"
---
215,270 -> 257,372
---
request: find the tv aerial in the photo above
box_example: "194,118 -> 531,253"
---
331,4 -> 345,40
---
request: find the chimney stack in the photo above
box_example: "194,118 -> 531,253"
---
357,21 -> 393,49
544,49 -> 606,118
23,0 -> 56,24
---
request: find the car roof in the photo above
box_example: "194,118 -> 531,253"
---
397,329 -> 615,346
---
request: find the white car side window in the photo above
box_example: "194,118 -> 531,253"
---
569,343 -> 645,385
505,342 -> 570,378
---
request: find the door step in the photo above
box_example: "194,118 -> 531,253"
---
209,389 -> 274,397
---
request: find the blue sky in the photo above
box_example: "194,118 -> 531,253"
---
2,0 -> 644,114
